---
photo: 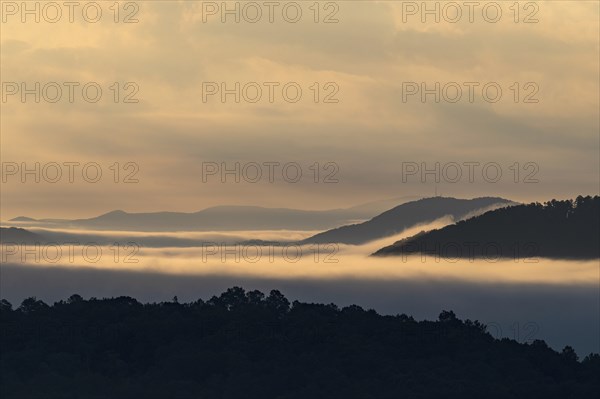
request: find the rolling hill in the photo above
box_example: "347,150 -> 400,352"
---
6,198 -> 419,232
0,227 -> 43,245
302,197 -> 515,245
373,196 -> 600,259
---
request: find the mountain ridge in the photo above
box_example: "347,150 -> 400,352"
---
301,196 -> 516,245
6,198 -> 420,232
373,195 -> 600,259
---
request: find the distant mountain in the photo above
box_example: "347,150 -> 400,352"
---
373,196 -> 600,259
9,217 -> 36,222
0,227 -> 43,244
0,226 -> 283,249
6,199 -> 418,232
301,197 -> 515,245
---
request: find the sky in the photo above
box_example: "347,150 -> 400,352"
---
1,0 -> 599,219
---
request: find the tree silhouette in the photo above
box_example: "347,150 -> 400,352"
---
562,345 -> 579,362
1,288 -> 598,398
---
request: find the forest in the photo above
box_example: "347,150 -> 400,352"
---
374,195 -> 600,259
1,287 -> 599,398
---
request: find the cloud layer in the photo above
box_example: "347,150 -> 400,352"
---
1,1 -> 598,218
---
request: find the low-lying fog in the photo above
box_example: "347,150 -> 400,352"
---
1,220 -> 598,356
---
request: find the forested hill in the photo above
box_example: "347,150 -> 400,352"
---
373,196 -> 600,260
1,287 -> 599,398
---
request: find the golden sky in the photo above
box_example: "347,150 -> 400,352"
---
1,0 -> 599,219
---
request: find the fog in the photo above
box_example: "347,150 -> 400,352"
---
1,222 -> 598,357
1,263 -> 598,357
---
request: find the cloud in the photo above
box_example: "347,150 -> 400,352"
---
1,1 -> 598,217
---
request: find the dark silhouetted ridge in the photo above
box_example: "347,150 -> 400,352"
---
1,287 -> 598,398
373,195 -> 600,259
